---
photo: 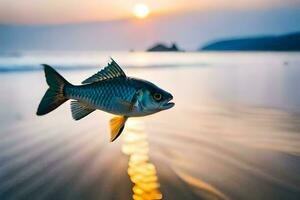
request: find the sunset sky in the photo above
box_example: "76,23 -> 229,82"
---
0,0 -> 299,24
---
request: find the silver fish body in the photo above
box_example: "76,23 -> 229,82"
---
65,77 -> 149,117
37,59 -> 174,142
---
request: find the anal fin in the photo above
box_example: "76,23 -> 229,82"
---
110,116 -> 128,142
71,101 -> 95,120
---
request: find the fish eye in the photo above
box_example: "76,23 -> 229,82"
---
153,93 -> 162,101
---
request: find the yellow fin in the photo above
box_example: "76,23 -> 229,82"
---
110,116 -> 128,142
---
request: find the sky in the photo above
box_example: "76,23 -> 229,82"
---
0,0 -> 300,24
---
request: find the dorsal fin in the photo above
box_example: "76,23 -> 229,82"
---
82,58 -> 126,84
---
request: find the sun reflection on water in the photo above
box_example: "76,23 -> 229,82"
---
122,120 -> 163,200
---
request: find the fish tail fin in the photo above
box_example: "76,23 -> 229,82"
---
36,64 -> 71,116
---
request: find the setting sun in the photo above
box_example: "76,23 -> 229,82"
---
133,4 -> 150,19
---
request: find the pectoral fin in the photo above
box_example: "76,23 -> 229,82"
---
114,98 -> 134,113
109,116 -> 128,142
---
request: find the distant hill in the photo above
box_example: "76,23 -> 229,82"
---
200,32 -> 300,51
0,8 -> 300,51
147,43 -> 182,52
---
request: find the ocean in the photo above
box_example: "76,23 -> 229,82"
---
0,51 -> 299,200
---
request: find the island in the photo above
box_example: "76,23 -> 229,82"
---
147,43 -> 183,52
200,32 -> 300,51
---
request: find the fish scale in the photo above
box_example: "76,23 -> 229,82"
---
65,78 -> 136,114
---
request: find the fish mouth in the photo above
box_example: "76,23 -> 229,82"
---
161,97 -> 175,110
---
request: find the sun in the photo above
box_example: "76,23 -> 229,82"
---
133,4 -> 150,19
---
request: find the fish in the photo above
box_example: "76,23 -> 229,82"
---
36,58 -> 175,142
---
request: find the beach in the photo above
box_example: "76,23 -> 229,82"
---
0,52 -> 300,200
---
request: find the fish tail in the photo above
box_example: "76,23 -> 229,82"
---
36,64 -> 71,115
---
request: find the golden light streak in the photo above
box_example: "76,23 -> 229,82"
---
122,120 -> 162,200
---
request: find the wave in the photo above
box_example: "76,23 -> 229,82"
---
0,63 -> 209,73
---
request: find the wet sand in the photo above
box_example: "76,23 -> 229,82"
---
0,52 -> 300,200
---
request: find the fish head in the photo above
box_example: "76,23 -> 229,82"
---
136,80 -> 175,114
